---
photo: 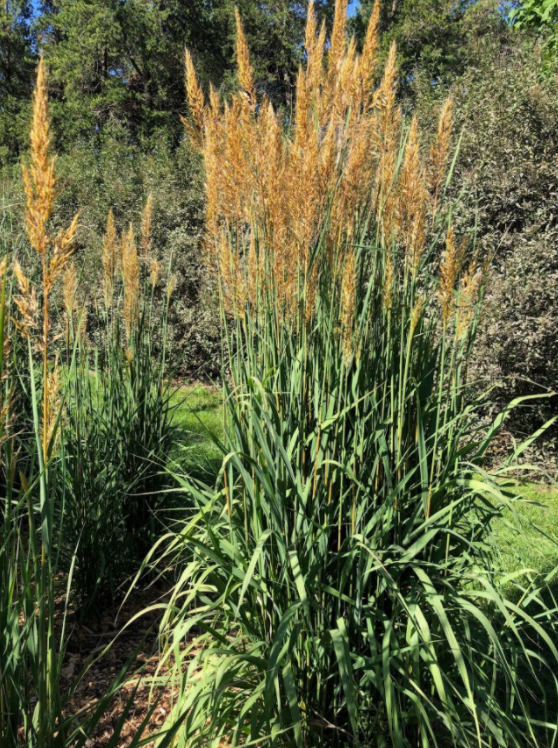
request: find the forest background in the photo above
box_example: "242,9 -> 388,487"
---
1,0 -> 557,466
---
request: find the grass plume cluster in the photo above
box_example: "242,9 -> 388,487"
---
185,0 -> 454,325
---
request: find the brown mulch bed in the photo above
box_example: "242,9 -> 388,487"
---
60,582 -> 186,747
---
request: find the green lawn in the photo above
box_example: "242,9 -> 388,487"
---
170,384 -> 224,479
491,482 -> 558,584
171,385 -> 558,583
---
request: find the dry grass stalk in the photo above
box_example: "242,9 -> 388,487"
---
121,223 -> 140,341
42,357 -> 61,455
20,57 -> 78,459
141,193 -> 154,259
184,0 -> 454,321
340,252 -> 357,358
102,209 -> 118,308
429,98 -> 453,215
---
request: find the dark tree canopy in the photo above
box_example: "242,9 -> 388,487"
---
0,0 -> 36,163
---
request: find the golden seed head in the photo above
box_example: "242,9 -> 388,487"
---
383,254 -> 394,311
149,258 -> 161,288
235,9 -> 255,106
410,293 -> 424,336
340,252 -> 357,359
184,48 -> 206,147
63,260 -> 77,317
167,273 -> 177,299
329,0 -> 349,74
439,226 -> 466,325
186,0 -> 454,327
121,223 -> 140,338
360,1 -> 380,99
23,57 -> 56,258
13,260 -> 38,336
429,97 -> 453,212
42,357 -> 61,454
456,258 -> 483,339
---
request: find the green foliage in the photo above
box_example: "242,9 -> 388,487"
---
59,242 -> 181,612
511,0 -> 558,56
415,34 -> 558,466
352,0 -> 486,98
25,0 -> 333,148
0,0 -> 36,166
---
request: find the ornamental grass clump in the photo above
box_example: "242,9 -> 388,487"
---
60,196 -> 179,611
1,58 -> 129,748
154,2 -> 558,746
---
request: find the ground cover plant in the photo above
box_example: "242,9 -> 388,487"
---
149,2 -> 558,746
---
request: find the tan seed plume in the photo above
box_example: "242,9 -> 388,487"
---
21,57 -> 78,460
184,0 -> 455,322
141,193 -> 153,259
121,224 -> 140,340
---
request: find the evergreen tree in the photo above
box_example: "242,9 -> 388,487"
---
0,0 -> 35,164
352,0 -> 474,97
36,0 -> 333,147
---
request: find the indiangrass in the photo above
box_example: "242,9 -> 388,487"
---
151,1 -> 558,746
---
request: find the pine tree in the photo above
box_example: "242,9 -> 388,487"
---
0,0 -> 36,164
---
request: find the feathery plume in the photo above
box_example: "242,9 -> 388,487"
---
149,258 -> 161,288
329,0 -> 349,74
22,57 -> 55,257
121,224 -> 140,339
63,260 -> 77,318
167,273 -> 177,299
438,226 -> 466,326
12,260 -> 38,337
383,254 -> 394,311
429,98 -> 453,213
141,193 -> 153,258
399,115 -> 427,272
185,0 -> 455,327
24,58 -> 78,460
42,357 -> 61,455
360,1 -> 380,98
410,293 -> 424,337
184,49 -> 206,146
456,259 -> 482,339
340,253 -> 357,359
235,9 -> 255,105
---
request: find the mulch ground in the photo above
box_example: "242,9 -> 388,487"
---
59,581 -> 186,747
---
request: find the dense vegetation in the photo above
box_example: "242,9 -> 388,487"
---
1,0 -> 558,745
2,0 -> 557,461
